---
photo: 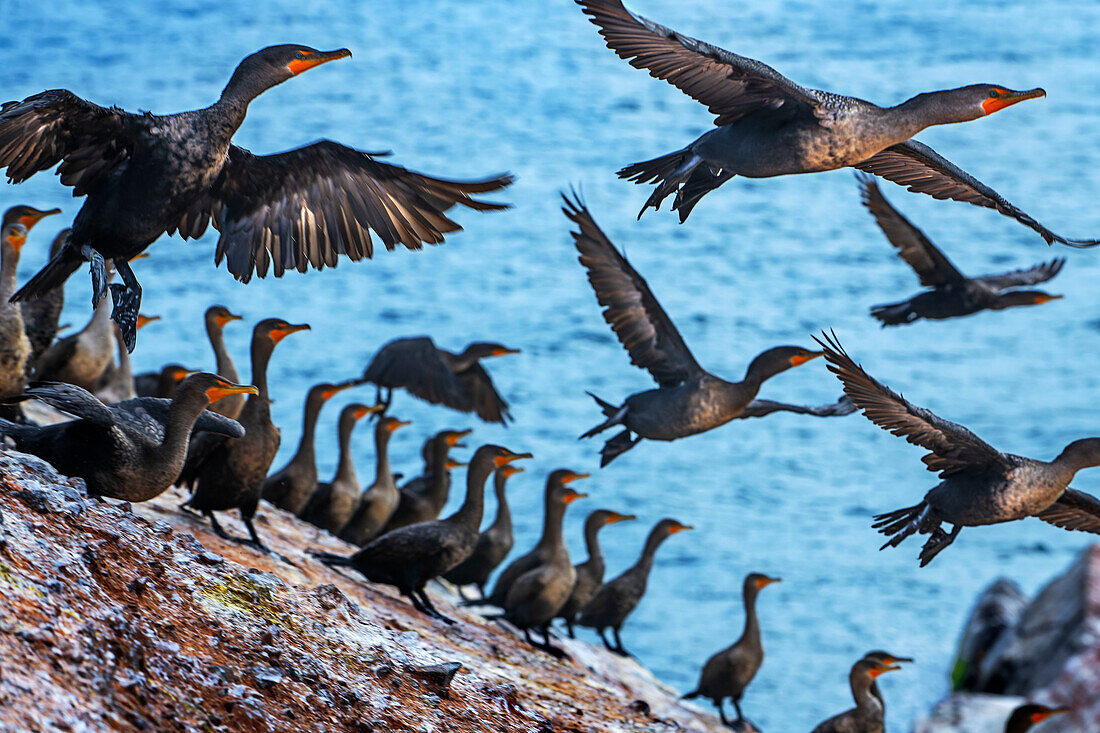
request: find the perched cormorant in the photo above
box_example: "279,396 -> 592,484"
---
682,573 -> 780,726
337,415 -> 411,545
566,195 -> 852,465
442,463 -> 523,599
361,337 -> 519,423
1,205 -> 61,233
1004,704 -> 1070,733
481,469 -> 590,608
556,509 -> 636,638
0,45 -> 513,350
262,381 -> 357,514
382,429 -> 472,533
203,305 -> 245,419
857,176 -> 1064,325
316,444 -> 531,623
811,654 -> 903,733
0,222 -> 32,405
818,331 -> 1100,565
298,403 -> 379,533
577,518 -> 692,656
22,227 -> 69,371
574,0 -> 1098,248
0,374 -> 253,501
860,651 -> 913,707
180,318 -> 309,549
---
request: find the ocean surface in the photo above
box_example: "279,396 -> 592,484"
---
3,0 -> 1100,728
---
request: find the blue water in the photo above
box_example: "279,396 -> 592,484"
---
4,0 -> 1100,728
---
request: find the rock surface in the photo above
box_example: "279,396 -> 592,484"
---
916,545 -> 1100,732
0,448 -> 726,732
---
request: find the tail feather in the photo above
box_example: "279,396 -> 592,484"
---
673,167 -> 734,222
681,689 -> 701,700
870,300 -> 919,326
12,247 -> 82,303
311,551 -> 353,568
600,429 -> 639,467
580,392 -> 625,439
618,148 -> 710,219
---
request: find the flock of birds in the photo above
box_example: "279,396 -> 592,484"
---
0,0 -> 1094,730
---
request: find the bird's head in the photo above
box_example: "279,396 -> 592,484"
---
979,85 -> 1046,116
379,415 -> 411,434
177,372 -> 259,405
913,84 -> 1046,123
256,318 -> 310,346
206,305 -> 243,330
1006,704 -> 1071,731
222,45 -> 352,102
463,342 -> 522,360
746,345 -> 822,382
994,290 -> 1063,309
745,573 -> 781,593
442,428 -> 473,448
346,402 -> 382,423
1,205 -> 60,232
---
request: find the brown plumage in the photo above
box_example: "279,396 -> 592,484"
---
337,415 -> 411,545
577,518 -> 692,656
262,381 -> 356,514
315,445 -> 531,624
180,318 -> 309,549
811,654 -> 903,733
21,227 -> 68,371
556,509 -> 636,638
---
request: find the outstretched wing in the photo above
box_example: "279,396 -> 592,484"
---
7,382 -> 115,426
854,140 -> 1100,248
975,258 -> 1065,291
178,141 -> 512,282
1035,489 -> 1100,534
816,331 -> 1010,477
563,192 -> 702,387
857,173 -> 964,286
575,0 -> 824,126
0,90 -> 142,193
112,397 -> 246,440
737,396 -> 857,419
363,337 -> 473,412
456,363 -> 512,424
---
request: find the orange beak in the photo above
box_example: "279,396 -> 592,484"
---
214,312 -> 243,328
270,323 -> 310,344
136,314 -> 161,330
172,368 -> 194,383
606,512 -> 637,524
491,346 -> 521,357
562,490 -> 587,505
385,418 -> 412,433
353,404 -> 384,420
1032,707 -> 1071,723
445,458 -> 468,469
19,207 -> 60,230
320,382 -> 355,401
287,48 -> 352,76
205,381 -> 259,403
446,428 -> 473,447
561,472 -> 590,485
982,87 -> 1045,115
755,576 -> 781,588
1034,294 -> 1063,305
868,664 -> 901,679
789,351 -> 823,367
129,252 -> 150,262
668,523 -> 694,535
500,464 -> 524,477
494,451 -> 533,467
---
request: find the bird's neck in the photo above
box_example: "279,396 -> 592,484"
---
424,439 -> 451,503
292,396 -> 324,462
583,521 -> 605,566
542,501 -> 568,552
0,247 -> 20,301
249,342 -> 274,400
736,588 -> 761,647
333,417 -> 359,485
112,329 -> 135,401
631,532 -> 665,576
851,673 -> 884,718
206,322 -> 239,384
448,348 -> 478,373
372,425 -> 393,485
1051,449 -> 1099,479
886,93 -> 975,138
450,458 -> 493,527
159,395 -> 212,478
489,474 -> 512,534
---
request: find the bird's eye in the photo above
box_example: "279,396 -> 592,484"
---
294,51 -> 305,60
989,89 -> 1000,98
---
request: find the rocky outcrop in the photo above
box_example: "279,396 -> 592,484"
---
916,546 -> 1100,732
0,448 -> 725,732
